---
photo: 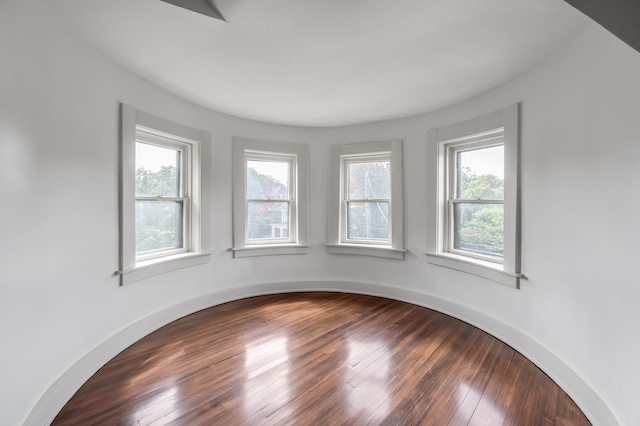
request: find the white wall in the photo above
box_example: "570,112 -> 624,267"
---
1,0 -> 639,424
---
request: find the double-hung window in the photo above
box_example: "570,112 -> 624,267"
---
426,104 -> 521,288
245,153 -> 295,244
327,140 -> 405,259
232,138 -> 309,257
447,138 -> 504,261
342,154 -> 391,245
134,130 -> 190,260
119,104 -> 212,285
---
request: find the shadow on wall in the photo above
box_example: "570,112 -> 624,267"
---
564,0 -> 640,53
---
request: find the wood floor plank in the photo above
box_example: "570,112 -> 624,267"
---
53,292 -> 591,426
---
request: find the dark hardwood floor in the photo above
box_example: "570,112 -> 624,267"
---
53,292 -> 590,425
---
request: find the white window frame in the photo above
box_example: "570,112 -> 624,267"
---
118,104 -> 212,285
341,153 -> 392,246
446,136 -> 505,263
134,129 -> 191,262
327,140 -> 405,260
232,137 -> 309,258
426,104 -> 521,288
245,151 -> 296,246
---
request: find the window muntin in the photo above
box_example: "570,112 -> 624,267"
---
447,139 -> 504,262
134,131 -> 191,261
342,155 -> 391,244
245,154 -> 295,244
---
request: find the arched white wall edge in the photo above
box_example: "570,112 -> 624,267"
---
26,280 -> 618,426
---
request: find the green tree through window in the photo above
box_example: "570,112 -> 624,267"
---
456,166 -> 504,257
135,165 -> 182,253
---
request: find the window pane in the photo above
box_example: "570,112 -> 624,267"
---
347,201 -> 389,241
457,145 -> 503,200
347,161 -> 390,200
135,200 -> 183,254
247,160 -> 289,200
135,142 -> 180,197
453,203 -> 504,257
247,201 -> 290,240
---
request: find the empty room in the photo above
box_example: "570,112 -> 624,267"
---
1,0 -> 639,425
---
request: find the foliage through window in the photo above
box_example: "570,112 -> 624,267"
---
134,134 -> 190,260
449,141 -> 504,260
135,141 -> 189,259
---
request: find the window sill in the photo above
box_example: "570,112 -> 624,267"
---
326,244 -> 406,260
425,252 -> 521,288
231,244 -> 309,258
117,251 -> 211,286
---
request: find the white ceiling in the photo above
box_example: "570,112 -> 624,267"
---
44,0 -> 590,126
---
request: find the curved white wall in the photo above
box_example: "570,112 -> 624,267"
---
2,1 -> 639,425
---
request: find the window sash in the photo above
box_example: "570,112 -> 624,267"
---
135,199 -> 188,260
341,154 -> 392,245
244,152 -> 297,245
447,137 -> 504,200
447,199 -> 504,262
344,200 -> 390,243
445,138 -> 505,263
134,132 -> 191,261
246,200 -> 293,243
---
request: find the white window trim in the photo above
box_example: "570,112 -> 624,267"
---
231,137 -> 309,258
327,140 -> 405,260
426,104 -> 521,288
118,104 -> 212,285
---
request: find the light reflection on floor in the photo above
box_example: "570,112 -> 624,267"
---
455,380 -> 503,425
128,346 -> 185,423
243,336 -> 291,417
347,339 -> 391,421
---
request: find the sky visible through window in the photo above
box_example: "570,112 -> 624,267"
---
460,145 -> 503,179
249,160 -> 289,184
136,142 -> 177,172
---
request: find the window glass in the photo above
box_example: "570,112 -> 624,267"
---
347,161 -> 390,199
453,203 -> 504,257
456,145 -> 503,200
246,158 -> 292,243
135,200 -> 184,254
344,158 -> 391,243
450,143 -> 504,260
135,142 -> 180,197
247,160 -> 289,199
248,201 -> 290,240
347,201 -> 390,240
134,141 -> 185,258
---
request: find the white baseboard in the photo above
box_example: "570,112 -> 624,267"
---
25,280 -> 618,426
